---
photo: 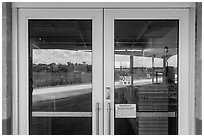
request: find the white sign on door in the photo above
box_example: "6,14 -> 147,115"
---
115,104 -> 136,118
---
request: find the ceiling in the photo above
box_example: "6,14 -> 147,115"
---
30,19 -> 178,59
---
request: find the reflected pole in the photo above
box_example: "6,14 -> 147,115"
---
152,55 -> 155,83
163,47 -> 168,83
130,55 -> 134,86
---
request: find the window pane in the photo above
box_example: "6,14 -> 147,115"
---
114,20 -> 178,135
29,20 -> 92,134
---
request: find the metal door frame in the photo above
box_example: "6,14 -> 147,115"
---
104,9 -> 194,135
15,9 -> 103,135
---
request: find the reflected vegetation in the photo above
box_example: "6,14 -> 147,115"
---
33,62 -> 92,88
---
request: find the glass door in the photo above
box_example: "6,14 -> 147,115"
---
18,8 -> 191,135
18,9 -> 103,135
104,9 -> 190,135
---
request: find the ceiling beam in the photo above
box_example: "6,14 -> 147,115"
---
75,21 -> 88,48
136,21 -> 152,41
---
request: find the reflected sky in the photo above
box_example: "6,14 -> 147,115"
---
34,49 -> 177,68
33,49 -> 92,65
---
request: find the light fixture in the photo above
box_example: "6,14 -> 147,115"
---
164,47 -> 168,54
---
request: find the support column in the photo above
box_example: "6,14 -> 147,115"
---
152,55 -> 155,83
163,57 -> 166,83
2,2 -> 12,135
130,56 -> 134,86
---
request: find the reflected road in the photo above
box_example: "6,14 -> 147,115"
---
33,78 -> 162,102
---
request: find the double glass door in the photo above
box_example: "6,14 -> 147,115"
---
18,9 -> 190,135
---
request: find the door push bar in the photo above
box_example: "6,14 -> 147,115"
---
96,103 -> 100,135
107,102 -> 111,135
106,87 -> 111,135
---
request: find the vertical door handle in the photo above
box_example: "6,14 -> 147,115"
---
107,102 -> 111,135
96,103 -> 100,135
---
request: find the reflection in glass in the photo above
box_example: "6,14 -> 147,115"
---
114,20 -> 178,135
29,20 -> 92,134
31,117 -> 92,135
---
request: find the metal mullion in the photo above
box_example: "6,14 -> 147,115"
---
32,112 -> 92,117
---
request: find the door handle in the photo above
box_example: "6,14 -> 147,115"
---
96,103 -> 100,135
107,102 -> 111,135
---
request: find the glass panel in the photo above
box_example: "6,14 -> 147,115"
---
29,20 -> 92,134
114,20 -> 178,135
31,117 -> 92,135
